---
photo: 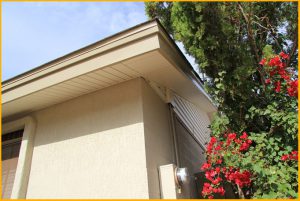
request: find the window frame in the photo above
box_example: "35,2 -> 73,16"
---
2,116 -> 36,199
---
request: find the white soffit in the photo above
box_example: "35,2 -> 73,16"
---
2,20 -> 216,120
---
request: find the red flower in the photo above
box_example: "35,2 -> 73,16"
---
208,195 -> 214,199
239,142 -> 250,151
210,137 -> 217,144
201,163 -> 211,170
281,154 -> 289,161
278,61 -> 286,69
226,133 -> 236,146
228,133 -> 237,139
216,159 -> 223,164
274,81 -> 281,93
215,145 -> 222,151
265,78 -> 271,84
268,56 -> 281,66
227,170 -> 251,188
270,70 -> 276,77
280,73 -> 290,81
289,151 -> 298,160
234,139 -> 242,144
291,151 -> 298,155
226,133 -> 237,145
217,187 -> 225,196
205,169 -> 217,181
259,58 -> 266,65
212,177 -> 222,185
240,132 -> 248,139
287,87 -> 294,97
279,51 -> 289,59
287,80 -> 298,97
207,136 -> 219,154
212,186 -> 225,196
281,151 -> 298,161
204,183 -> 211,187
202,183 -> 213,196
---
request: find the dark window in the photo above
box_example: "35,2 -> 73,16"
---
2,129 -> 24,198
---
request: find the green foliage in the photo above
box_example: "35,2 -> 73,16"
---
209,112 -> 229,137
263,45 -> 276,59
242,133 -> 298,198
145,2 -> 298,199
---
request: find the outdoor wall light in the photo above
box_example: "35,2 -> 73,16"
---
174,167 -> 190,187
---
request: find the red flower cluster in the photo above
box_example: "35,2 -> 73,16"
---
287,80 -> 298,97
259,58 -> 266,65
201,163 -> 211,170
279,51 -> 289,59
206,136 -> 224,165
281,151 -> 298,161
207,137 -> 218,154
260,52 -> 298,97
226,132 -> 252,152
274,81 -> 281,93
225,169 -> 252,188
202,183 -> 225,199
201,132 -> 253,198
268,56 -> 283,67
204,169 -> 222,183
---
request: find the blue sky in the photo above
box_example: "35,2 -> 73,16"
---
2,2 -> 197,81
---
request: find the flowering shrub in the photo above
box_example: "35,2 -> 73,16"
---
201,132 -> 253,198
202,48 -> 298,199
260,52 -> 298,97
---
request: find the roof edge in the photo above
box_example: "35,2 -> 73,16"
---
154,19 -> 215,107
3,18 -> 216,110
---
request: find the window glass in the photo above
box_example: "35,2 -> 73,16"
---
2,130 -> 23,198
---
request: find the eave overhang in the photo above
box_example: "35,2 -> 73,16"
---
2,19 -> 216,121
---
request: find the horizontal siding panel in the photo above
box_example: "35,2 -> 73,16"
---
94,69 -> 123,83
118,63 -> 141,77
171,94 -> 211,149
84,73 -> 112,85
72,77 -> 105,89
103,67 -> 131,80
79,75 -> 110,88
64,79 -> 97,91
58,83 -> 88,94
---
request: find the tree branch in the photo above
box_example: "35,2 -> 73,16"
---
238,3 -> 260,64
264,17 -> 283,50
286,28 -> 298,68
238,3 -> 265,91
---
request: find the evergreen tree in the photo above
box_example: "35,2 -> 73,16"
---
145,2 -> 298,198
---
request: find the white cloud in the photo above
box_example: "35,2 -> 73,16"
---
3,2 -> 200,81
2,2 -> 147,80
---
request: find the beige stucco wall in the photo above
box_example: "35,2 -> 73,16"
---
26,78 -> 150,199
140,79 -> 175,198
6,77 -> 180,199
